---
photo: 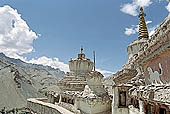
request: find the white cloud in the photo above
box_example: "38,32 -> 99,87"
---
96,69 -> 114,77
159,0 -> 170,12
121,3 -> 138,16
124,25 -> 139,36
135,0 -> 152,7
28,56 -> 114,77
148,27 -> 155,36
148,24 -> 159,36
146,20 -> 152,24
28,56 -> 70,72
125,27 -> 137,36
0,5 -> 114,77
124,20 -> 153,36
166,2 -> 170,12
0,5 -> 38,60
120,0 -> 152,16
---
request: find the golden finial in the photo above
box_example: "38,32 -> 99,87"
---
140,7 -> 143,12
138,7 -> 149,40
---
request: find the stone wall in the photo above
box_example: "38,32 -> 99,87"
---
27,98 -> 74,114
112,107 -> 129,114
78,100 -> 111,114
129,105 -> 140,114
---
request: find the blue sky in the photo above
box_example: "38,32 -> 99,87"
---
0,0 -> 169,76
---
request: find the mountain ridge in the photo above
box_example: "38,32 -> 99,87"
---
0,53 -> 64,109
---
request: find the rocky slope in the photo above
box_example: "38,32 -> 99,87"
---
103,74 -> 115,95
0,53 -> 65,109
0,53 -> 65,90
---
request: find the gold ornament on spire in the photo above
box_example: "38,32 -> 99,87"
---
138,7 -> 149,40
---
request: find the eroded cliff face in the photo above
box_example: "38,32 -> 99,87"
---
0,53 -> 65,109
0,61 -> 41,109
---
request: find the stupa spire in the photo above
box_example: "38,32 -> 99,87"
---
80,46 -> 83,53
138,7 -> 149,40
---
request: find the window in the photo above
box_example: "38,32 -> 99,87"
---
160,108 -> 166,114
119,91 -> 126,107
146,104 -> 151,114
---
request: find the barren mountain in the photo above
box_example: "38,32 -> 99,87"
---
0,53 -> 64,110
103,74 -> 115,95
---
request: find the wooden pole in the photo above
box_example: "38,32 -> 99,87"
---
93,51 -> 96,71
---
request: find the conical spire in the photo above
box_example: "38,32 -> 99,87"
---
138,7 -> 149,40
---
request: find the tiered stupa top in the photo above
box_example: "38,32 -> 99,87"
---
69,53 -> 93,73
57,50 -> 94,91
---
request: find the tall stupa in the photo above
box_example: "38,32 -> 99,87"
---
57,48 -> 94,91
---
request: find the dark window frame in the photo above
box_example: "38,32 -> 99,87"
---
119,91 -> 127,107
160,107 -> 166,114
